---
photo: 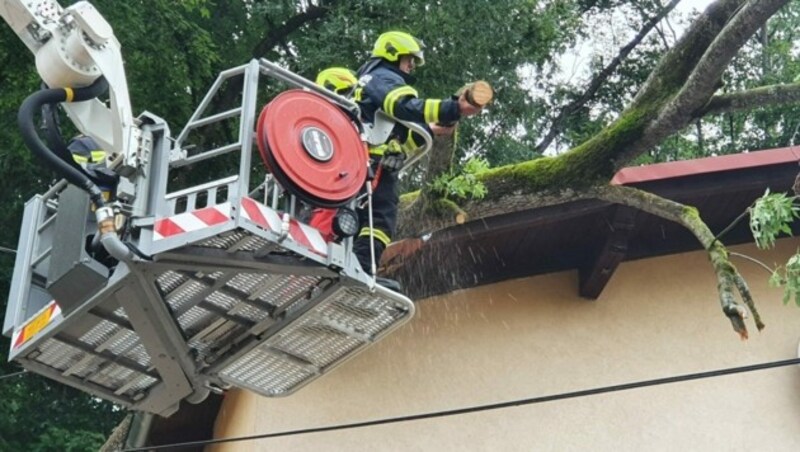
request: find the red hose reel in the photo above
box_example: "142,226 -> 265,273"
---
255,90 -> 367,208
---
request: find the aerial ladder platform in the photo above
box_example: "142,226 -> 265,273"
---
1,1 -> 427,416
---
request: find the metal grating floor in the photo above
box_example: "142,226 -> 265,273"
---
32,317 -> 158,401
219,285 -> 413,397
155,268 -> 326,365
12,213 -> 414,412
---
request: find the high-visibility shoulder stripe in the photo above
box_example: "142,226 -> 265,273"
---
64,88 -> 74,102
383,86 -> 418,117
72,150 -> 107,164
402,130 -> 419,152
90,150 -> 106,162
423,99 -> 441,123
359,227 -> 392,246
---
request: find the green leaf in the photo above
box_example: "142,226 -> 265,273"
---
428,157 -> 490,201
750,190 -> 799,249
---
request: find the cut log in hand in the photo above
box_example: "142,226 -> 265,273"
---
461,80 -> 494,108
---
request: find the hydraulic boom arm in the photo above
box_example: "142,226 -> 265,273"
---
0,0 -> 138,166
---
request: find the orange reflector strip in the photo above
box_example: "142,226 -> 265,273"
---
13,302 -> 60,349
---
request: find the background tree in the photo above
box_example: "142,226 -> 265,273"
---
0,1 -> 221,448
1,0 -> 798,447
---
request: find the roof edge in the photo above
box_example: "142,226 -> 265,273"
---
611,146 -> 800,185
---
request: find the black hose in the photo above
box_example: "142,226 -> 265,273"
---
40,97 -> 79,169
18,77 -> 109,207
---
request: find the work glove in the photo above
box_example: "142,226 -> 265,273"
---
380,151 -> 406,173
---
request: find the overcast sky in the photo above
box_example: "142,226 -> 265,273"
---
675,0 -> 716,14
675,0 -> 716,15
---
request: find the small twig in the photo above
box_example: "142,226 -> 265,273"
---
708,207 -> 751,250
728,251 -> 774,275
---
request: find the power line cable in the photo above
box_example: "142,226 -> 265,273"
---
0,245 -> 17,254
123,356 -> 800,451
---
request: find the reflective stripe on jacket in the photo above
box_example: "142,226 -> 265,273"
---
355,59 -> 460,151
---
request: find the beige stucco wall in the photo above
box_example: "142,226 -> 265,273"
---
211,239 -> 800,451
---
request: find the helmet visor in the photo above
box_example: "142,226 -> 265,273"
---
411,50 -> 425,66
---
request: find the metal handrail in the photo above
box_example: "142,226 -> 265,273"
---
396,118 -> 433,173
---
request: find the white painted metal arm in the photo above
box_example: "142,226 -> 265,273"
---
0,0 -> 138,165
0,0 -> 64,53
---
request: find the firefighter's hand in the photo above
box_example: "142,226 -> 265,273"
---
458,92 -> 482,117
429,123 -> 456,136
381,152 -> 406,173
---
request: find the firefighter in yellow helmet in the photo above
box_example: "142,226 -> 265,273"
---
315,67 -> 358,95
351,31 -> 482,280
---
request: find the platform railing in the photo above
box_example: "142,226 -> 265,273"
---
3,59 -> 417,416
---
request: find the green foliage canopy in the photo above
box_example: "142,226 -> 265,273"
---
0,0 -> 798,447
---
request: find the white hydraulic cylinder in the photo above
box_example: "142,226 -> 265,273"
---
0,0 -> 139,174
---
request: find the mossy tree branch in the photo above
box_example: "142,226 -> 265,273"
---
402,1 -> 782,225
401,0 -> 791,236
621,0 -> 788,166
587,184 -> 764,339
392,0 -> 792,339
